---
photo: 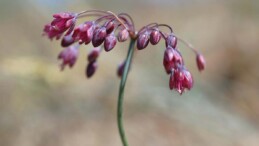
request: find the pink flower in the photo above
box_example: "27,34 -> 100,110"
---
163,47 -> 183,74
43,12 -> 77,39
58,45 -> 79,70
72,21 -> 95,45
169,67 -> 193,94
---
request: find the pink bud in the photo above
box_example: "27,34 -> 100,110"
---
61,35 -> 75,47
92,27 -> 107,47
163,48 -> 174,74
86,61 -> 98,78
182,69 -> 193,90
150,29 -> 161,45
104,21 -> 115,34
163,47 -> 184,74
137,31 -> 150,50
196,53 -> 205,71
88,47 -> 101,62
118,29 -> 129,42
166,34 -> 177,48
104,34 -> 117,52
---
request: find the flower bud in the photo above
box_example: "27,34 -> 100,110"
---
163,48 -> 174,74
86,61 -> 98,78
118,29 -> 129,42
150,29 -> 161,45
104,21 -> 115,34
166,34 -> 177,48
92,26 -> 107,47
163,47 -> 184,74
182,69 -> 193,90
104,34 -> 117,52
61,35 -> 75,47
88,47 -> 101,62
137,31 -> 150,50
196,53 -> 205,71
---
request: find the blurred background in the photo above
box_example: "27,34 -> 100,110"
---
1,0 -> 259,146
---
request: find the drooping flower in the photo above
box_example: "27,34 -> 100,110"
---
43,12 -> 77,40
43,10 -> 205,95
169,67 -> 193,94
58,45 -> 79,71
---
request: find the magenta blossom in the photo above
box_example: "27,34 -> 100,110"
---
58,45 -> 79,70
43,10 -> 205,95
169,67 -> 193,94
43,12 -> 77,40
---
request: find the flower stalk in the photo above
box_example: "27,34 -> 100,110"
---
117,39 -> 135,146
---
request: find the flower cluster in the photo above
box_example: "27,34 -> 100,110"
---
43,10 -> 205,94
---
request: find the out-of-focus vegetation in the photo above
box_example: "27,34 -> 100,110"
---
1,0 -> 259,146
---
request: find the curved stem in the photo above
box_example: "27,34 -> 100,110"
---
117,39 -> 136,146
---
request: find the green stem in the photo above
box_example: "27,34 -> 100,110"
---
117,39 -> 136,146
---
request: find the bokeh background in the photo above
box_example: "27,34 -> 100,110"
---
1,0 -> 259,146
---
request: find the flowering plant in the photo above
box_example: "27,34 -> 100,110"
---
43,10 -> 205,146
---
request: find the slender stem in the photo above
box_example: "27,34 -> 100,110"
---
117,39 -> 136,146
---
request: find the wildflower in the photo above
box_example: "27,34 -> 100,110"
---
43,10 -> 205,94
169,67 -> 193,94
58,45 -> 79,70
43,12 -> 77,39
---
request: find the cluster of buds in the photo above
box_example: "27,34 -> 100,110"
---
43,10 -> 205,94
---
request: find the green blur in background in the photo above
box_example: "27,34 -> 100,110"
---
0,0 -> 259,146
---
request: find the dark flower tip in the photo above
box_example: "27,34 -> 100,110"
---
61,35 -> 75,47
86,61 -> 98,78
117,61 -> 126,77
88,47 -> 101,62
